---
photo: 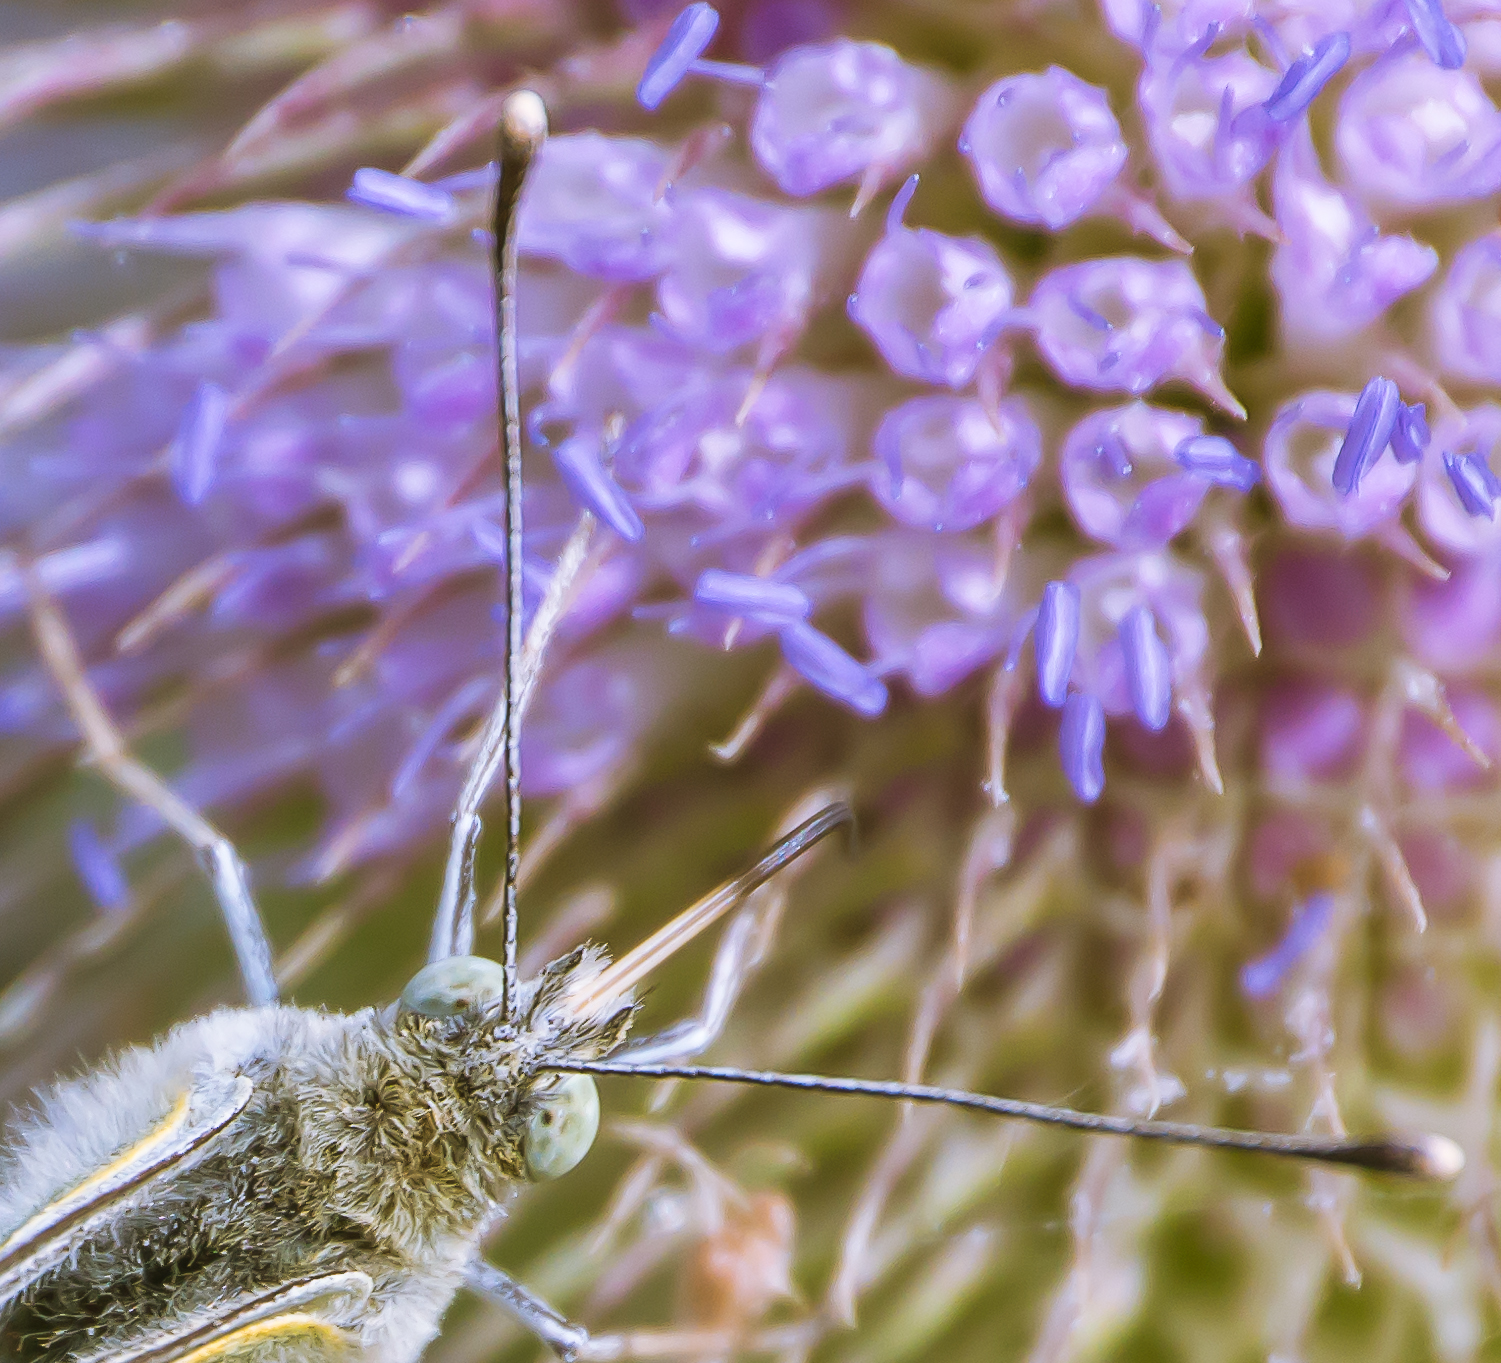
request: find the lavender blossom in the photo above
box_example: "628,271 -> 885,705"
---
519,134 -> 678,280
1271,125 -> 1437,343
1404,0 -> 1467,71
958,67 -> 1184,248
848,190 -> 1015,388
1028,258 -> 1243,414
1136,38 -> 1282,224
654,189 -> 841,354
1059,402 -> 1211,546
871,395 -> 1038,531
1336,51 -> 1501,207
1432,231 -> 1501,384
750,40 -> 957,205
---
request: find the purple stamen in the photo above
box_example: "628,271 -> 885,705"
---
1406,0 -> 1467,71
1070,294 -> 1113,331
1097,432 -> 1132,479
694,569 -> 811,625
1391,402 -> 1430,464
1240,892 -> 1335,999
1059,691 -> 1106,803
552,434 -> 645,542
1174,434 -> 1261,491
1119,605 -> 1172,732
885,174 -> 919,235
1332,375 -> 1401,496
687,57 -> 766,86
1444,451 -> 1498,518
68,820 -> 130,912
346,167 -> 455,221
171,382 -> 229,506
1262,32 -> 1351,124
1035,580 -> 1080,709
779,621 -> 888,717
637,3 -> 721,110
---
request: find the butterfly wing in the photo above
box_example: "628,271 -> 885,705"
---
0,1073 -> 253,1308
77,1271 -> 374,1363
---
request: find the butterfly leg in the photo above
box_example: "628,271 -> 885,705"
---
465,1263 -> 817,1362
25,568 -> 278,1006
464,1260 -> 590,1361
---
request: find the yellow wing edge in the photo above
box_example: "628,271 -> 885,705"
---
0,1074 -> 254,1302
83,1270 -> 374,1363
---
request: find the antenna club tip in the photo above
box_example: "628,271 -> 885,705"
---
1412,1133 -> 1465,1181
501,90 -> 549,152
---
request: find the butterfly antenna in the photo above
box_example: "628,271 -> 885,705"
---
543,1061 -> 1465,1181
427,90 -> 547,1014
496,91 -> 547,1018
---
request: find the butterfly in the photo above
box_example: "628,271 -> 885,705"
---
0,90 -> 1461,1363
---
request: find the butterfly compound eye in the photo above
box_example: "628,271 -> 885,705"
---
523,1073 -> 600,1180
399,955 -> 509,1017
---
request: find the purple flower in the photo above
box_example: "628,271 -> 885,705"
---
871,395 -> 1040,532
1028,258 -> 1243,415
1392,401 -> 1431,465
848,208 -> 1015,388
1431,231 -> 1501,385
67,820 -> 130,912
1260,678 -> 1368,783
1068,549 -> 1209,733
1265,389 -> 1417,536
1442,451 -> 1499,519
554,433 -> 646,542
1400,687 -> 1501,792
860,529 -> 1027,696
1058,402 -> 1211,547
1270,125 -> 1437,343
1102,0 -> 1253,57
518,134 -> 677,280
654,189 -> 843,354
1335,52 -> 1501,207
612,363 -> 861,530
1137,40 -> 1281,221
1417,406 -> 1501,555
960,68 -> 1127,230
1402,549 -> 1501,673
750,40 -> 957,203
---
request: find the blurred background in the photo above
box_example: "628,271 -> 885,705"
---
0,1 -> 1493,1359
